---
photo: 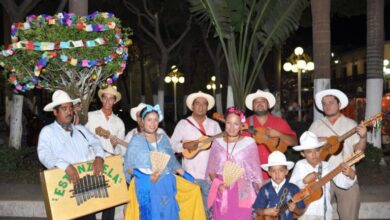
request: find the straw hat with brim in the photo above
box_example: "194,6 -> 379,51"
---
186,91 -> 215,111
293,131 -> 327,151
130,103 -> 147,121
315,89 -> 348,111
98,86 -> 121,104
261,151 -> 294,171
43,90 -> 80,112
245,89 -> 276,110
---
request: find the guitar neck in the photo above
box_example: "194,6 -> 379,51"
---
338,127 -> 357,143
109,135 -> 128,147
338,113 -> 382,142
202,132 -> 225,143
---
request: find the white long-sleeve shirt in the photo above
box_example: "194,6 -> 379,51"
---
289,159 -> 356,219
170,116 -> 221,179
85,110 -> 126,156
38,121 -> 105,170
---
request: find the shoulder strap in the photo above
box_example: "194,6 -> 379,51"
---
185,118 -> 207,136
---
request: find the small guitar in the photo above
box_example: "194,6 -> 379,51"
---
95,127 -> 129,147
292,150 -> 365,206
255,188 -> 289,220
182,132 -> 226,159
212,112 -> 289,152
320,112 -> 382,160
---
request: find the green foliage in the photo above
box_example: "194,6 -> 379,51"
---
0,147 -> 40,172
188,0 -> 308,109
362,143 -> 384,168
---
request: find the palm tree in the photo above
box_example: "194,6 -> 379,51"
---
311,0 -> 331,121
366,0 -> 384,148
188,0 -> 309,110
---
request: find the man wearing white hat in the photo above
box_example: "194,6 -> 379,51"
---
170,91 -> 221,216
85,85 -> 125,220
309,89 -> 367,220
37,90 -> 105,220
253,151 -> 305,219
290,131 -> 356,220
244,89 -> 297,180
125,102 -> 167,143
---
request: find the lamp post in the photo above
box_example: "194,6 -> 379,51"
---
164,65 -> 185,122
206,76 -> 222,97
283,47 -> 314,121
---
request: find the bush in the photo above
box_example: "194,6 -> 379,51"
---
0,146 -> 41,172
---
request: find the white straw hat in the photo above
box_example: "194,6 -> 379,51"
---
261,151 -> 295,171
186,91 -> 215,111
245,89 -> 276,110
293,131 -> 327,151
130,103 -> 147,121
98,85 -> 122,104
43,90 -> 80,112
315,89 -> 349,111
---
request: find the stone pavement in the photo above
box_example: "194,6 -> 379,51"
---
0,183 -> 389,219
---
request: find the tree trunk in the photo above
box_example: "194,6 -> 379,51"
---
69,0 -> 88,16
366,0 -> 384,148
158,52 -> 168,115
311,0 -> 331,121
9,94 -> 23,149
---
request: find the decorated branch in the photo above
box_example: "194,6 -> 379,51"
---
0,11 -> 131,92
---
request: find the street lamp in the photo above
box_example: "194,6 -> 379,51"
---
164,65 -> 185,122
283,47 -> 314,121
206,75 -> 222,97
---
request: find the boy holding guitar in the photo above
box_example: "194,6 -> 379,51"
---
290,131 -> 357,220
244,90 -> 298,180
253,151 -> 305,220
309,89 -> 367,220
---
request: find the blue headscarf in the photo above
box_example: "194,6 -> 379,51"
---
140,104 -> 164,122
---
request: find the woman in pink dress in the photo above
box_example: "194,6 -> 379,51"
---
207,107 -> 263,220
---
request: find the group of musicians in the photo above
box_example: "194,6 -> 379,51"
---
37,85 -> 367,220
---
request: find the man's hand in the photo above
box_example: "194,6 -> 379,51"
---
266,127 -> 281,138
264,207 -> 279,216
65,165 -> 80,184
303,172 -> 318,184
92,157 -> 104,175
341,162 -> 356,179
110,139 -> 119,148
356,121 -> 367,139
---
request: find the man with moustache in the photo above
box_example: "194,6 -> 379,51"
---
38,90 -> 104,220
244,90 -> 298,180
309,89 -> 367,220
170,91 -> 221,216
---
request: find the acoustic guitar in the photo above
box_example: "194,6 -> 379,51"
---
319,112 -> 382,160
292,150 -> 365,207
182,132 -> 226,159
212,112 -> 289,152
95,126 -> 129,147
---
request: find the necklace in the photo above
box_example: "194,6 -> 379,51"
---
226,135 -> 240,161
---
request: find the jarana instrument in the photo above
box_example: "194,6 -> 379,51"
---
182,132 -> 225,159
319,112 -> 382,160
212,112 -> 289,152
95,126 -> 129,147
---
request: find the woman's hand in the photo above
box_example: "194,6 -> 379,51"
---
176,168 -> 185,176
218,183 -> 227,192
151,171 -> 160,183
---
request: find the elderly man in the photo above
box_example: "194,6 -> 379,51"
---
171,91 -> 221,216
244,90 -> 297,180
85,85 -> 125,219
37,90 -> 104,220
309,89 -> 367,220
